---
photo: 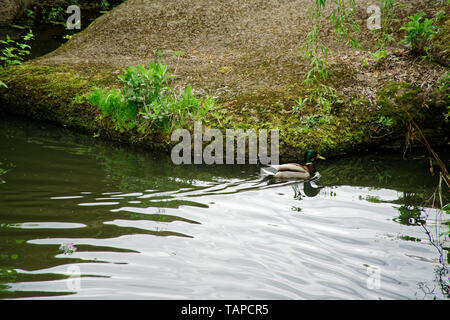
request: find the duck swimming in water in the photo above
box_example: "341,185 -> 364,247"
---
262,149 -> 325,179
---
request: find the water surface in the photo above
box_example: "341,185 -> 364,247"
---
0,115 -> 448,299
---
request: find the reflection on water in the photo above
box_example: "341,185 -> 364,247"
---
0,115 -> 448,299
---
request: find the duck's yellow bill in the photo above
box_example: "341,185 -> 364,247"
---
316,154 -> 326,160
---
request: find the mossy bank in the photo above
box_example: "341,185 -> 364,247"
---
0,0 -> 449,161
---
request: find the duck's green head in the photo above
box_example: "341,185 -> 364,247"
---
304,149 -> 326,164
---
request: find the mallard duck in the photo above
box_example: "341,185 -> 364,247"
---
262,149 -> 325,179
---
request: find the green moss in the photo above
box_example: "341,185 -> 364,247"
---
209,78 -> 373,161
431,16 -> 450,66
376,81 -> 449,143
0,63 -> 172,151
376,81 -> 423,126
0,64 -> 422,161
0,61 -> 446,162
0,64 -> 92,124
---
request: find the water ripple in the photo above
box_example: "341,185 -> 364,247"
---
1,117 -> 448,299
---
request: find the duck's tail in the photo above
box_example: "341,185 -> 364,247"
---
257,153 -> 273,166
260,166 -> 278,176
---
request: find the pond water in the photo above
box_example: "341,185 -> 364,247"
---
0,9 -> 101,62
0,115 -> 448,300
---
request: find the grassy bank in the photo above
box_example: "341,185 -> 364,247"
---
0,0 -> 449,161
1,62 -> 447,161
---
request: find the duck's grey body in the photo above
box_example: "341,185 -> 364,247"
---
260,149 -> 325,180
264,163 -> 311,179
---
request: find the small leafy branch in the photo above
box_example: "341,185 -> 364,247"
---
301,0 -> 360,81
0,30 -> 34,67
295,0 -> 360,125
294,83 -> 342,127
329,0 -> 360,48
301,25 -> 329,82
100,0 -> 111,12
0,29 -> 34,88
39,6 -> 66,25
0,162 -> 6,184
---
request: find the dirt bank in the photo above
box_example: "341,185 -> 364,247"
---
0,0 -> 448,160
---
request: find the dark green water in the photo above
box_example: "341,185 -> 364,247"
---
0,115 -> 448,299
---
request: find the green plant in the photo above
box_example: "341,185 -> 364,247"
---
209,108 -> 233,127
172,50 -> 183,74
22,30 -> 33,42
26,9 -> 35,19
300,114 -> 333,128
367,0 -> 399,62
293,97 -> 308,113
438,72 -> 450,95
119,63 -> 174,112
0,162 -> 6,183
143,85 -> 214,131
317,84 -> 339,113
0,30 -> 33,67
371,49 -> 388,62
88,62 -> 215,132
399,13 -> 436,54
381,0 -> 394,9
329,0 -> 360,48
378,115 -> 393,127
374,30 -> 396,52
101,0 -> 111,11
88,87 -> 137,130
301,26 -> 329,82
444,203 -> 450,215
307,53 -> 329,81
361,57 -> 369,67
293,80 -> 340,121
306,84 -> 339,114
0,80 -> 6,88
49,7 -> 58,20
153,49 -> 166,63
299,0 -> 358,120
433,9 -> 446,23
40,6 -> 65,25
